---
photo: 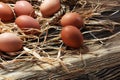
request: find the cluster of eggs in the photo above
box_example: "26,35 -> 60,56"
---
60,12 -> 84,48
0,0 -> 84,56
0,1 -> 41,54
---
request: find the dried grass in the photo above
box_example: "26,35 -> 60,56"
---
0,0 -> 120,73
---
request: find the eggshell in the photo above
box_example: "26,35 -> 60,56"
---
15,15 -> 40,34
60,12 -> 84,29
40,0 -> 60,17
14,1 -> 35,17
0,33 -> 23,52
61,25 -> 83,48
0,2 -> 14,22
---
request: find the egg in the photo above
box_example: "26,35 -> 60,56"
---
0,33 -> 23,52
0,2 -> 14,22
15,15 -> 40,34
60,12 -> 84,29
14,1 -> 35,17
40,0 -> 60,17
61,25 -> 83,48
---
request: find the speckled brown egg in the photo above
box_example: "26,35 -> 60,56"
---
14,1 -> 35,17
0,33 -> 23,52
60,12 -> 84,29
40,0 -> 60,17
61,25 -> 83,48
0,2 -> 14,22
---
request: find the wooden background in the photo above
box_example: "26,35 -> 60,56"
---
0,0 -> 120,80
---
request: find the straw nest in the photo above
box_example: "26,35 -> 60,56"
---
0,0 -> 120,79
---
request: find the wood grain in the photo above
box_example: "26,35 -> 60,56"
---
0,32 -> 119,80
0,0 -> 120,80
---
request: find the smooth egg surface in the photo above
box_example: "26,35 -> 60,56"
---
60,12 -> 84,29
0,33 -> 23,52
0,2 -> 14,22
61,25 -> 83,48
15,15 -> 40,34
40,0 -> 60,17
14,1 -> 35,17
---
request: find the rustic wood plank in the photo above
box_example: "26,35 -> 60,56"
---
0,32 -> 120,80
0,0 -> 120,80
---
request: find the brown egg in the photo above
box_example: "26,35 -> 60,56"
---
40,0 -> 60,17
0,33 -> 23,52
61,25 -> 83,48
15,15 -> 40,34
60,12 -> 84,29
14,1 -> 35,17
0,2 -> 14,22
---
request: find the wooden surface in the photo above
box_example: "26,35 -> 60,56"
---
72,64 -> 120,80
0,0 -> 120,80
0,32 -> 120,80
